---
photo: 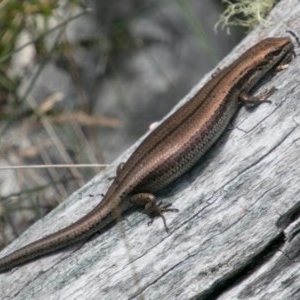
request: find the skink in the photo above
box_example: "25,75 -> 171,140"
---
0,36 -> 294,273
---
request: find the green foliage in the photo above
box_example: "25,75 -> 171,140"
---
0,0 -> 58,60
0,1 -> 60,106
216,0 -> 277,33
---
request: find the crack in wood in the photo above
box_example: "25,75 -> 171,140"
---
192,232 -> 285,300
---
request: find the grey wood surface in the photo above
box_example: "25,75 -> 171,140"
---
1,1 -> 300,299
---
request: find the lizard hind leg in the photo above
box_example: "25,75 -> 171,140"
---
130,193 -> 178,233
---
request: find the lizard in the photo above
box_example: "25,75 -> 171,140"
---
0,36 -> 294,273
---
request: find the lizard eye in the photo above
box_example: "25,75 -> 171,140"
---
265,49 -> 282,60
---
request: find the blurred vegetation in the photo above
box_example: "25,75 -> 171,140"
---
0,0 -> 82,108
0,0 -> 87,247
0,1 -> 54,104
